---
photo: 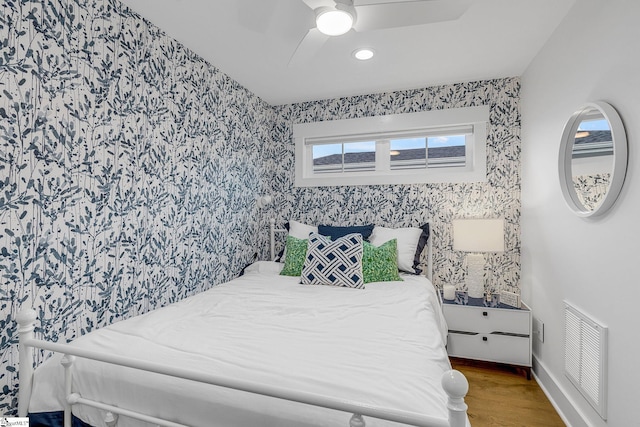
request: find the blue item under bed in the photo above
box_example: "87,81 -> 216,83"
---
29,411 -> 93,427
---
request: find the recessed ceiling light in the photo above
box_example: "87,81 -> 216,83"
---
353,48 -> 375,61
316,9 -> 354,36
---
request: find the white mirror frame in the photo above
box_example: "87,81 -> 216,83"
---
558,101 -> 628,218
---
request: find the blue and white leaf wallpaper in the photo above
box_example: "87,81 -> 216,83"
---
265,78 -> 521,296
574,173 -> 611,211
0,0 -> 273,412
0,0 -> 521,415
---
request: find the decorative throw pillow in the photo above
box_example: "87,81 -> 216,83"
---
318,224 -> 375,241
279,236 -> 309,276
276,220 -> 318,262
412,223 -> 430,274
362,239 -> 403,283
368,224 -> 430,274
300,233 -> 364,289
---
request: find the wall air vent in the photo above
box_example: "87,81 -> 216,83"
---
564,302 -> 608,419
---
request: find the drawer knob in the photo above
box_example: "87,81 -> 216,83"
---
482,311 -> 488,317
482,336 -> 488,342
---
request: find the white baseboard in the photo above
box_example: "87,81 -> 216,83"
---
532,355 -> 593,427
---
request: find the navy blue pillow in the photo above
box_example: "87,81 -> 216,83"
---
318,224 -> 375,241
412,223 -> 430,275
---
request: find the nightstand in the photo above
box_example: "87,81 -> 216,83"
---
442,296 -> 532,379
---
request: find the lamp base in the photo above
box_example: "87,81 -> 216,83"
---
466,253 -> 485,298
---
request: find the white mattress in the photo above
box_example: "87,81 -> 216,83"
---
29,261 -> 453,427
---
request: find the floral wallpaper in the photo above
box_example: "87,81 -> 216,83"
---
574,173 -> 611,211
0,0 -> 522,417
266,78 -> 521,295
0,0 -> 273,413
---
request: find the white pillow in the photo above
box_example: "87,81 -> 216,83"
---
289,220 -> 318,239
369,226 -> 424,274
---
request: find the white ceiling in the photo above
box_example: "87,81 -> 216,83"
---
118,0 -> 576,106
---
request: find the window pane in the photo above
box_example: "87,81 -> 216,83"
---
344,141 -> 375,172
390,138 -> 427,170
573,117 -> 613,158
427,135 -> 466,168
313,143 -> 343,174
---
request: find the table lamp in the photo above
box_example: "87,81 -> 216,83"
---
453,218 -> 505,299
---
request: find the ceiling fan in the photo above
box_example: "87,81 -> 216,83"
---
289,0 -> 472,66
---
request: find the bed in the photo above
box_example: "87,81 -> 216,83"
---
17,221 -> 469,427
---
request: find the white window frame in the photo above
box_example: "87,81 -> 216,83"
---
293,106 -> 490,187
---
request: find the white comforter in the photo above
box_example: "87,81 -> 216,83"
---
29,261 -> 452,427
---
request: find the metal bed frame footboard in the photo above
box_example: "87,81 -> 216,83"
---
17,219 -> 468,427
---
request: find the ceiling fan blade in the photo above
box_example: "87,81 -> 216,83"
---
353,0 -> 472,32
288,28 -> 330,67
236,0 -> 318,42
355,0 -> 437,5
302,0 -> 337,10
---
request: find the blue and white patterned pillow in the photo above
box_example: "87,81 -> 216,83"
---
300,233 -> 364,289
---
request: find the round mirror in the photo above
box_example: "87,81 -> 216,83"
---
559,101 -> 627,217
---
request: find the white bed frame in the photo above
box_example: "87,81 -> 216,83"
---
17,220 -> 468,427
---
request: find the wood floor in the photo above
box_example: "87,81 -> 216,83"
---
450,358 -> 566,427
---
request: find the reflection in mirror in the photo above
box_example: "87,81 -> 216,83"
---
559,101 -> 627,218
571,108 -> 613,211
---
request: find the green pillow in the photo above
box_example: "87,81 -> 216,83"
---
362,239 -> 403,284
280,235 -> 309,276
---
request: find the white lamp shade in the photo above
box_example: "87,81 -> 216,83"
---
453,218 -> 505,253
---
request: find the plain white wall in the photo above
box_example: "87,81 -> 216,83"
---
521,0 -> 639,425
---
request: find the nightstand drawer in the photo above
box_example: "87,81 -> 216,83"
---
447,332 -> 531,366
443,304 -> 530,336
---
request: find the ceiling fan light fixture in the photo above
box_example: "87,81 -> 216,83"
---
316,8 -> 354,36
353,48 -> 375,61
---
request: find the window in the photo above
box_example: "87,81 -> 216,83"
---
572,114 -> 613,159
313,141 -> 376,174
293,106 -> 489,187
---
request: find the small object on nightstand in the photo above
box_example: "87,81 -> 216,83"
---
443,284 -> 456,300
455,291 -> 468,305
489,293 -> 500,306
499,291 -> 521,308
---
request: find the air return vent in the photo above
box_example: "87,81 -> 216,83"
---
564,302 -> 608,419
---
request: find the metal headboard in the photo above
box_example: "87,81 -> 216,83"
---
269,218 -> 288,261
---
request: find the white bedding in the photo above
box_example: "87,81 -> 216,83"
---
29,261 -> 452,427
